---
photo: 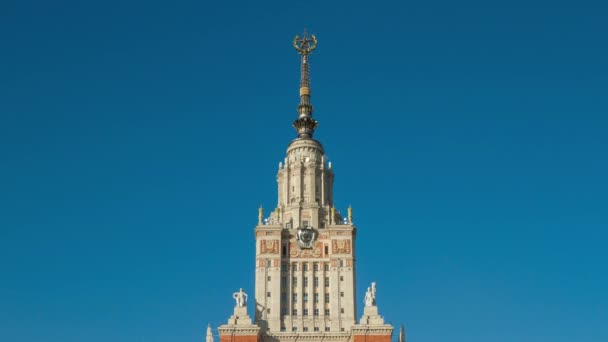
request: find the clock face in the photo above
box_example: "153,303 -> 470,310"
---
296,226 -> 317,249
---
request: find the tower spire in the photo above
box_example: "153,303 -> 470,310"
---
292,31 -> 318,139
206,324 -> 214,342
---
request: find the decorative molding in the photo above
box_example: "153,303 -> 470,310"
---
261,240 -> 279,254
332,239 -> 351,254
289,241 -> 323,258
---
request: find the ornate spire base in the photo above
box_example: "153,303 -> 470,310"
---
218,307 -> 261,342
359,306 -> 386,325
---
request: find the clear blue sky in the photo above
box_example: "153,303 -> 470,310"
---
1,0 -> 607,341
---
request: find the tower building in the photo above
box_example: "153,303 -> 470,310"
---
217,32 -> 398,342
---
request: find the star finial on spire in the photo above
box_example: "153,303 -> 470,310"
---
293,30 -> 317,55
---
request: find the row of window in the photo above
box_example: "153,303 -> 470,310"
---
281,326 -> 330,332
280,327 -> 347,332
266,260 -> 348,270
279,292 -> 345,302
275,275 -> 345,287
268,307 -> 343,316
292,263 -> 328,271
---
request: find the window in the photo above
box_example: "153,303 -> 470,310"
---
314,293 -> 319,303
303,327 -> 309,332
281,326 -> 286,332
314,277 -> 319,288
293,277 -> 297,286
282,277 -> 287,287
292,263 -> 297,271
314,308 -> 319,316
314,263 -> 319,271
292,293 -> 297,303
325,308 -> 330,316
340,291 -> 344,297
324,263 -> 329,271
340,276 -> 344,281
341,308 -> 344,314
325,277 -> 329,287
303,293 -> 309,303
303,277 -> 308,288
268,276 -> 271,281
303,308 -> 309,316
303,220 -> 309,226
281,307 -> 287,315
303,263 -> 309,272
325,327 -> 330,332
314,327 -> 320,332
341,328 -> 345,332
292,327 -> 297,332
292,309 -> 298,316
282,246 -> 287,256
324,293 -> 330,303
325,246 -> 329,255
267,260 -> 272,267
282,292 -> 287,301
267,309 -> 271,314
267,292 -> 271,297
339,260 -> 344,267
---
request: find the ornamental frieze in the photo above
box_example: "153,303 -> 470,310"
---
255,231 -> 281,237
332,239 -> 351,254
289,241 -> 323,258
260,240 -> 279,254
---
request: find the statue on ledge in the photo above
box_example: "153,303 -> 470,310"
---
364,282 -> 377,307
233,288 -> 248,307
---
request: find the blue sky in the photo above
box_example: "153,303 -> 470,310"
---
1,0 -> 607,341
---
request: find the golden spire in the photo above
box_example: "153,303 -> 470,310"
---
292,30 -> 318,139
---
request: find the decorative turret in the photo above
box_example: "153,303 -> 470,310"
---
292,31 -> 318,139
206,324 -> 213,342
399,324 -> 406,342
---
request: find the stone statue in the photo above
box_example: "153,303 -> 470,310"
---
364,287 -> 374,307
371,282 -> 377,303
364,282 -> 377,307
233,288 -> 248,307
